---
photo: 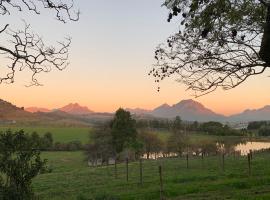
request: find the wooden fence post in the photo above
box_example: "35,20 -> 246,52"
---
248,153 -> 251,176
159,165 -> 164,200
126,158 -> 129,182
249,150 -> 253,160
222,153 -> 225,172
186,154 -> 189,169
114,160 -> 117,179
201,152 -> 204,167
140,158 -> 143,185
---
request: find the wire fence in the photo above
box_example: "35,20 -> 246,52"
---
37,149 -> 270,200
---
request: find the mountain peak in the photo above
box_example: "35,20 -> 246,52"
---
151,99 -> 224,121
59,103 -> 93,115
176,99 -> 202,106
158,103 -> 171,108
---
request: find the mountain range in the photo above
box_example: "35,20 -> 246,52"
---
26,103 -> 93,115
126,99 -> 270,122
1,98 -> 270,124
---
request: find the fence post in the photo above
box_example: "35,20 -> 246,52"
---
114,160 -> 117,179
140,158 -> 143,185
248,153 -> 251,176
186,154 -> 189,169
222,153 -> 225,172
202,152 -> 204,168
159,165 -> 164,200
249,150 -> 253,160
126,158 -> 129,182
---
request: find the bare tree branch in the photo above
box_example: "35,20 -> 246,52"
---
0,0 -> 80,23
0,0 -> 79,85
0,23 -> 71,85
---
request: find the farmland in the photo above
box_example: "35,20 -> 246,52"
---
0,126 -> 91,143
1,125 -> 270,199
34,151 -> 270,200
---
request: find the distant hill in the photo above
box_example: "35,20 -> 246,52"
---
229,105 -> 270,122
58,103 -> 93,115
25,107 -> 51,113
0,99 -> 33,120
0,99 -> 94,126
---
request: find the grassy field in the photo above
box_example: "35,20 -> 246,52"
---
33,151 -> 270,200
0,126 -> 91,143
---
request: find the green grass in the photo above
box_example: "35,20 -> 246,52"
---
0,126 -> 259,145
33,151 -> 270,200
0,126 -> 91,143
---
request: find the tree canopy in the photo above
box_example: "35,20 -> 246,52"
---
151,0 -> 270,95
111,108 -> 137,154
0,0 -> 79,85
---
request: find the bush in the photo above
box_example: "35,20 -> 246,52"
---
53,141 -> 84,151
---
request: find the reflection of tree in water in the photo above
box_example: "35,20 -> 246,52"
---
216,137 -> 246,155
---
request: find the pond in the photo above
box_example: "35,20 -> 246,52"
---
235,141 -> 270,155
143,140 -> 270,159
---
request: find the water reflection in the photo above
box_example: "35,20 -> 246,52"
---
143,139 -> 270,159
235,142 -> 270,155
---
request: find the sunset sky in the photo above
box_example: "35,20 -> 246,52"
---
1,0 -> 270,116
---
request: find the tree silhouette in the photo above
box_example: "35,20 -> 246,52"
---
151,0 -> 270,95
0,0 -> 79,85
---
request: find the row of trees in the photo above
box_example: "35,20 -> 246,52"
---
199,122 -> 245,136
247,121 -> 270,136
258,126 -> 270,136
31,132 -> 53,150
248,121 -> 270,130
86,110 -> 239,165
135,117 -> 199,131
137,118 -> 244,136
30,132 -> 84,151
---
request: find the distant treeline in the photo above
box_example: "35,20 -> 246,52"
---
136,119 -> 245,136
30,132 -> 84,151
248,121 -> 270,136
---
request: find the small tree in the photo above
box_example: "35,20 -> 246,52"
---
138,131 -> 164,159
167,132 -> 189,157
171,116 -> 182,131
0,129 -> 47,200
85,127 -> 114,165
110,108 -> 137,154
30,131 -> 41,147
42,132 -> 54,150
